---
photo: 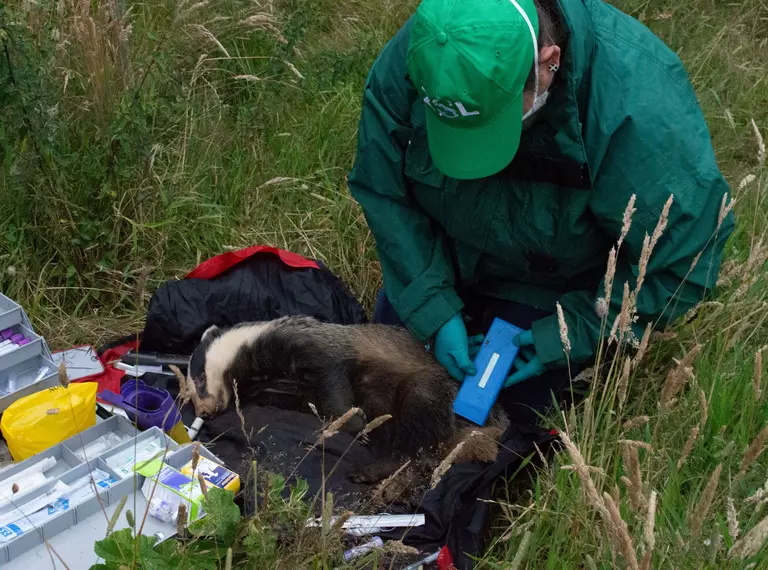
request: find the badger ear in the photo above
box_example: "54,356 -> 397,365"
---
201,324 -> 223,343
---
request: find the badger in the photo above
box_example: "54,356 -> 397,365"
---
185,315 -> 510,487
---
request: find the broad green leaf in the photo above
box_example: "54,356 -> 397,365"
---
188,487 -> 241,547
93,528 -> 138,564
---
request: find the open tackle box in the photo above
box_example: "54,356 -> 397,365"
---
0,414 -> 224,566
0,293 -> 58,413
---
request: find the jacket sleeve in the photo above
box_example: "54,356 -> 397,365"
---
531,76 -> 735,367
347,20 -> 463,341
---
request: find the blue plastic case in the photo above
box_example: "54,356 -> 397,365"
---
452,318 -> 523,426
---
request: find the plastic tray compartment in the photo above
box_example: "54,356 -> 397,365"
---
0,294 -> 23,334
0,444 -> 85,561
0,354 -> 58,414
0,444 -> 83,506
0,459 -> 123,562
0,476 -> 78,562
0,324 -> 44,372
61,415 -> 142,464
99,427 -> 179,481
164,443 -> 219,471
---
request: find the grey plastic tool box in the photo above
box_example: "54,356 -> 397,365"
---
0,293 -> 58,413
0,414 -> 224,567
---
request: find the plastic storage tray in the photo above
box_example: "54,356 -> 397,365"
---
0,415 -> 224,566
0,295 -> 24,334
0,293 -> 58,413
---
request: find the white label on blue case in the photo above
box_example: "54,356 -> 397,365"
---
478,353 -> 500,389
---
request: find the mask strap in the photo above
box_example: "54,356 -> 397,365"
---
506,0 -> 539,98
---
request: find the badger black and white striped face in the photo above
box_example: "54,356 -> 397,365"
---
186,322 -> 272,419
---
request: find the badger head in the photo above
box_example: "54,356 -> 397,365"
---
186,324 -> 230,419
185,322 -> 273,419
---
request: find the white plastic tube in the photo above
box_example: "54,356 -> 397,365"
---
187,417 -> 204,440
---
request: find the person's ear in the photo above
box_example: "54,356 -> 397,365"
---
540,45 -> 561,71
538,45 -> 562,90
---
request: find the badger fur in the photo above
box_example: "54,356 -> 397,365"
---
186,315 -> 510,486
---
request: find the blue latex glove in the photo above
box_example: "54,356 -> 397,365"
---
467,330 -> 546,387
434,314 -> 477,381
506,330 -> 546,386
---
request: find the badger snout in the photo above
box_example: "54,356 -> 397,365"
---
186,371 -> 231,420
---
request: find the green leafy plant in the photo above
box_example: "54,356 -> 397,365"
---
188,488 -> 241,547
91,473 -> 353,570
92,528 -> 201,570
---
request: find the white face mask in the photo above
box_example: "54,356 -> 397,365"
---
507,0 -> 549,121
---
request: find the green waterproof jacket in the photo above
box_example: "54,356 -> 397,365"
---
347,0 -> 735,367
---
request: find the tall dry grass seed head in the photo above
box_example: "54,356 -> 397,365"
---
556,302 -> 571,357
728,496 -> 740,541
659,345 -> 700,410
315,407 -> 362,446
699,388 -> 708,430
191,442 -> 200,473
621,441 -> 647,512
690,463 -> 723,539
651,195 -> 674,249
745,478 -> 768,508
751,118 -> 765,166
509,530 -> 532,570
618,356 -> 631,408
717,192 -> 736,231
729,514 -> 768,560
639,551 -> 652,570
754,348 -> 764,400
330,510 -> 354,534
738,174 -> 757,191
630,195 -> 673,318
645,490 -> 657,552
618,194 -> 637,250
618,281 -> 632,339
608,314 -> 620,345
688,250 -> 703,273
169,365 -> 191,405
735,424 -> 768,483
595,296 -> 609,319
603,491 -> 640,570
360,414 -> 391,436
558,432 -> 609,520
678,425 -> 700,469
574,366 -> 595,384
58,362 -> 70,387
176,504 -> 188,538
431,431 -> 480,489
601,246 -> 618,309
372,459 -> 412,504
633,323 -> 653,368
197,472 -> 209,498
623,415 -> 650,430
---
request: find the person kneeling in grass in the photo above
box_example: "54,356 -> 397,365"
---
347,0 -> 734,420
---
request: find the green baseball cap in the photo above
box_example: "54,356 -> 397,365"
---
407,0 -> 539,180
